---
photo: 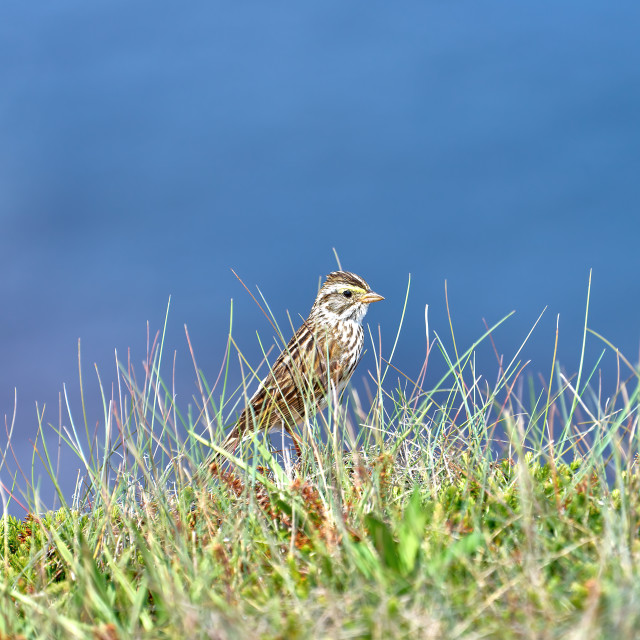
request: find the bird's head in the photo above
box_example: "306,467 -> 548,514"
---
310,271 -> 384,325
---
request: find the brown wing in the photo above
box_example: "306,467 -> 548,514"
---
235,319 -> 339,435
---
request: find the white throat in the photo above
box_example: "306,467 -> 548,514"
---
312,304 -> 367,327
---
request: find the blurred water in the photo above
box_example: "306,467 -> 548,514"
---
1,1 -> 640,513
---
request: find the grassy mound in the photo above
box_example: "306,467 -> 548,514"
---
1,292 -> 639,638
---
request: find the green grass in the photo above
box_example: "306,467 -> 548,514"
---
1,286 -> 639,639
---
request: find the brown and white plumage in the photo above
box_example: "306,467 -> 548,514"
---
215,271 -> 383,462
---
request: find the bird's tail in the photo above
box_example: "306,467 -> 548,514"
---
197,409 -> 269,481
209,423 -> 242,471
188,421 -> 241,486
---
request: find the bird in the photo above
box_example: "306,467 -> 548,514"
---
212,270 -> 383,466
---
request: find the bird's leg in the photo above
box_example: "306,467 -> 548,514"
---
285,426 -> 304,458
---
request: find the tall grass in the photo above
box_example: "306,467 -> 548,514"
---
1,283 -> 639,639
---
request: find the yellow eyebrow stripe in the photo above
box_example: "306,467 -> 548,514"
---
345,287 -> 367,294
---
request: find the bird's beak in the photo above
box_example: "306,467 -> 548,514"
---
360,291 -> 384,304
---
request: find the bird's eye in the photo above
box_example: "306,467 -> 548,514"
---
342,290 -> 353,298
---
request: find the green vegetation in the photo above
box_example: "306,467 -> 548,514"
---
1,285 -> 639,639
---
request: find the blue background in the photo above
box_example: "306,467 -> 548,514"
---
2,2 -> 640,510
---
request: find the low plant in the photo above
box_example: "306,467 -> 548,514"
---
1,278 -> 639,639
